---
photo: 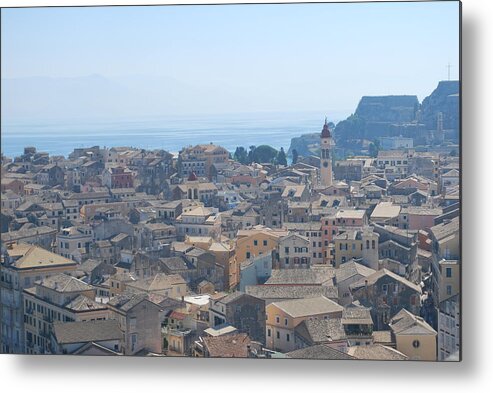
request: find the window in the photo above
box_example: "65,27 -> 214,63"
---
446,285 -> 452,296
276,331 -> 280,339
382,284 -> 388,294
246,252 -> 251,259
267,329 -> 271,337
285,247 -> 290,254
253,240 -> 258,246
446,267 -> 452,278
284,318 -> 288,326
276,316 -> 280,323
263,240 -> 267,246
412,340 -> 420,348
286,334 -> 290,342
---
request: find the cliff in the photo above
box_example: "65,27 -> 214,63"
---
420,80 -> 460,132
355,95 -> 419,124
287,133 -> 320,158
288,80 -> 460,156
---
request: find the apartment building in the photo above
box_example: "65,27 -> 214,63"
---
0,243 -> 77,354
23,273 -> 110,354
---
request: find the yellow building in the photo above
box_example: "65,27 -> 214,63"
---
389,309 -> 437,361
265,296 -> 343,353
333,228 -> 379,269
179,144 -> 229,179
107,271 -> 138,297
236,227 -> 288,263
184,235 -> 238,290
0,243 -> 77,353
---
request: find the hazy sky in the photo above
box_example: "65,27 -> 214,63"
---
1,1 -> 460,117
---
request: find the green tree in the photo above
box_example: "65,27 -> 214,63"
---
369,139 -> 381,158
292,149 -> 299,164
252,145 -> 278,163
234,146 -> 248,164
369,143 -> 378,158
277,147 -> 287,166
247,145 -> 256,164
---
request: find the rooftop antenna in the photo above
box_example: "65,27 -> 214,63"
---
446,63 -> 453,81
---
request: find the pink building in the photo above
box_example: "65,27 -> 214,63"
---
404,207 -> 442,231
321,209 -> 368,262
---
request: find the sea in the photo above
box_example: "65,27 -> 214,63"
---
0,111 -> 348,158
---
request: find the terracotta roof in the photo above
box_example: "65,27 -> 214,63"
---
53,320 -> 122,344
65,295 -> 107,312
126,273 -> 186,292
265,268 -> 334,286
287,344 -> 354,360
372,331 -> 393,345
245,285 -> 338,302
3,243 -> 76,270
347,344 -> 408,360
350,269 -> 421,294
335,260 -> 376,283
38,273 -> 93,293
341,303 -> 373,325
295,318 -> 346,343
170,311 -> 187,320
389,308 -> 437,336
270,296 -> 343,318
202,333 -> 251,358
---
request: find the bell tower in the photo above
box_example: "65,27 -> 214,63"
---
320,118 -> 333,187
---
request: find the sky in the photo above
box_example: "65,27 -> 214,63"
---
1,1 -> 460,120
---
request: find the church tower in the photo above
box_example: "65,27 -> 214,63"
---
320,118 -> 333,187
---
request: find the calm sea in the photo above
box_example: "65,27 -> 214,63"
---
1,111 -> 346,158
